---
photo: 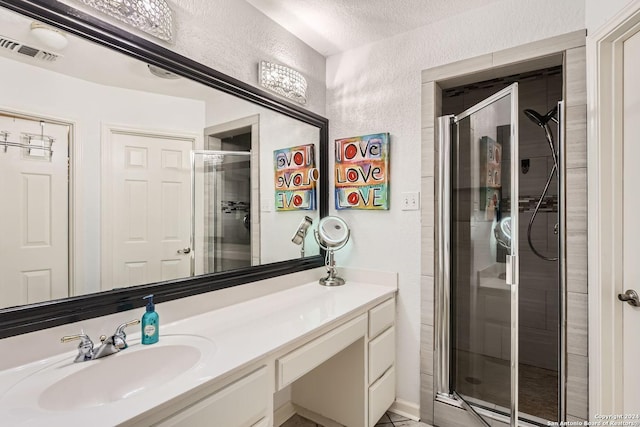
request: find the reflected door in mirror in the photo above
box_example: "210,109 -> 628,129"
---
105,129 -> 193,289
0,115 -> 70,308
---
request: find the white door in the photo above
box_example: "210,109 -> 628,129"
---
0,115 -> 69,308
105,130 -> 192,289
622,27 -> 640,413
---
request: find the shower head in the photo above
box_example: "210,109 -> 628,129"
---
524,106 -> 558,127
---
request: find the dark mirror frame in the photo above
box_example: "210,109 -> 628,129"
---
0,0 -> 329,339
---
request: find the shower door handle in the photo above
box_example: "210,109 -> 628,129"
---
618,289 -> 640,307
505,255 -> 518,286
177,247 -> 191,254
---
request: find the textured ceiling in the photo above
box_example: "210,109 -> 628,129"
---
245,0 -> 502,56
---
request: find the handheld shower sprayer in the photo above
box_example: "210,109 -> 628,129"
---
523,105 -> 559,261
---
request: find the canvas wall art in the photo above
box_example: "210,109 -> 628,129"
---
274,143 -> 318,211
335,133 -> 390,210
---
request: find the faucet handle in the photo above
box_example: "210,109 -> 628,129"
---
61,332 -> 93,345
113,319 -> 140,349
115,319 -> 140,336
61,333 -> 94,363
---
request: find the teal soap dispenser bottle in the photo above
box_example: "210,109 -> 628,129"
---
141,294 -> 159,345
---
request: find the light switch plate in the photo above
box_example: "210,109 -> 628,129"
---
401,191 -> 420,211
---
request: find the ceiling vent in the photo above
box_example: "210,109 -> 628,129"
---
0,35 -> 61,62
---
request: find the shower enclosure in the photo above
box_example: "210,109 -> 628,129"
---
436,76 -> 565,426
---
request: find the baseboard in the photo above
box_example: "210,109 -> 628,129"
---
274,401 -> 296,427
293,403 -> 343,427
389,398 -> 421,421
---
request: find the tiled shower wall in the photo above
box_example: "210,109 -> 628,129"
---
419,32 -> 588,426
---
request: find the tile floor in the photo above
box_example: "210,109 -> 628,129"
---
456,350 -> 558,421
280,412 -> 431,427
374,411 -> 432,427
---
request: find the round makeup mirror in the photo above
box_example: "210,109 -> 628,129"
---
314,216 -> 350,286
494,216 -> 512,250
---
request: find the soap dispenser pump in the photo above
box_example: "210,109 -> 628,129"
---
141,294 -> 159,345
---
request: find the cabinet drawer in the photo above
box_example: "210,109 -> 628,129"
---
368,326 -> 395,384
155,366 -> 268,427
368,366 -> 395,427
277,313 -> 367,390
369,298 -> 395,339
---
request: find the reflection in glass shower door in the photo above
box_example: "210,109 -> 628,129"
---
449,84 -> 519,426
192,150 -> 252,275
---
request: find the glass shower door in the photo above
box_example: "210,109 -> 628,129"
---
192,150 -> 252,275
447,84 -> 519,426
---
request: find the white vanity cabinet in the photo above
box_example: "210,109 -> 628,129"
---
287,296 -> 396,427
367,298 -> 396,426
110,289 -> 396,427
153,366 -> 270,427
125,365 -> 271,427
0,277 -> 398,427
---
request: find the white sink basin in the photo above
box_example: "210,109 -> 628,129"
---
1,334 -> 215,412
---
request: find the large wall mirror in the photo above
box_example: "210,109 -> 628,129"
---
0,0 -> 328,338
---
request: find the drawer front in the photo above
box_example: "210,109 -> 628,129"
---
368,326 -> 395,384
277,313 -> 367,390
156,366 -> 268,427
368,366 -> 395,427
368,298 -> 395,339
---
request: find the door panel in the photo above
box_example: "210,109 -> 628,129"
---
107,131 -> 192,289
448,84 -> 519,426
622,27 -> 640,413
0,115 -> 69,308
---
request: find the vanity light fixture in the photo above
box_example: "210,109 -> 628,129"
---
259,60 -> 308,105
30,23 -> 68,50
74,0 -> 173,41
147,64 -> 180,79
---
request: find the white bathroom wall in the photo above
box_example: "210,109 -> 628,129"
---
56,0 -> 327,115
0,56 -> 206,294
203,93 -> 322,263
586,0 -> 634,33
326,0 -> 585,407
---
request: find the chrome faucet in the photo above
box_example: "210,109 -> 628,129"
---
93,319 -> 140,359
61,319 -> 140,362
60,332 -> 94,363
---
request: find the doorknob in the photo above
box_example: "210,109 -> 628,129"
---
618,289 -> 640,307
177,247 -> 191,254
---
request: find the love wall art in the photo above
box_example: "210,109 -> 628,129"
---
274,143 -> 318,211
335,133 -> 390,210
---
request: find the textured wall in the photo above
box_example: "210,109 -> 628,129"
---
586,0 -> 634,33
326,0 -> 585,409
58,0 -> 326,115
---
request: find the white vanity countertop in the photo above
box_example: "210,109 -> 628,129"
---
0,280 -> 396,426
